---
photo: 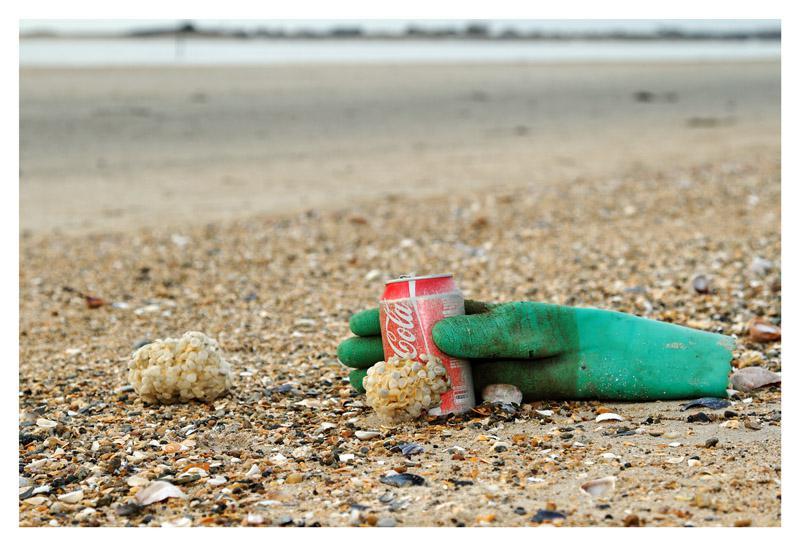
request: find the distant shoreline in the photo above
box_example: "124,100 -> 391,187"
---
20,26 -> 781,42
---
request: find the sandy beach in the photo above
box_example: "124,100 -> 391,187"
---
19,60 -> 781,527
21,61 -> 778,234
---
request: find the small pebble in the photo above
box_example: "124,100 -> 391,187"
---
748,318 -> 781,342
623,514 -> 640,527
285,473 -> 304,484
492,441 -> 510,453
687,412 -> 712,423
476,513 -> 496,525
531,509 -> 566,523
692,275 -> 711,294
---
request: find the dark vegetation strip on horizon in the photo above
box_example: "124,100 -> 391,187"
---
21,21 -> 781,41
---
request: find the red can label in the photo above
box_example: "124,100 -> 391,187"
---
379,274 -> 475,415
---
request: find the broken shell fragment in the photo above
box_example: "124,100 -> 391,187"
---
126,475 -> 150,487
134,480 -> 187,506
379,473 -> 426,488
57,489 -> 84,504
595,413 -> 623,423
731,367 -> 781,391
682,397 -> 731,411
481,383 -> 523,405
747,318 -> 781,342
355,430 -> 381,441
580,476 -> 616,497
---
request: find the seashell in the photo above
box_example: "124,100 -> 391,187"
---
246,513 -> 264,525
397,443 -> 424,456
731,367 -> 781,391
57,489 -> 84,504
207,476 -> 227,486
747,318 -> 781,342
531,509 -> 567,523
580,476 -> 616,497
36,418 -> 58,429
750,257 -> 773,276
245,464 -> 260,477
379,473 -> 425,488
126,475 -> 150,487
270,453 -> 288,465
481,384 -> 523,405
682,397 -> 730,411
355,430 -> 381,441
134,480 -> 186,506
595,413 -> 623,422
581,476 -> 617,497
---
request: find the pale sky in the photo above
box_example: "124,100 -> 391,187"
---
20,19 -> 781,36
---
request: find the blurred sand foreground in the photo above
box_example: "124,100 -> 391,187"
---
20,61 -> 778,234
19,61 -> 780,527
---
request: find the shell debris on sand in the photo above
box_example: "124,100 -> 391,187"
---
363,354 -> 450,422
18,150 -> 781,527
580,476 -> 617,497
127,331 -> 232,404
134,481 -> 187,506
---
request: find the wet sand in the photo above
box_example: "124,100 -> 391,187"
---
20,60 -> 779,234
19,60 -> 780,527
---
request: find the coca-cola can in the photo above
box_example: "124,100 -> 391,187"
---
379,274 -> 475,415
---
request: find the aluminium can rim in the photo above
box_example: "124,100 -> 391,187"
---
385,273 -> 453,285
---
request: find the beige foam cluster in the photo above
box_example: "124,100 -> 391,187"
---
128,331 -> 232,404
363,354 -> 450,422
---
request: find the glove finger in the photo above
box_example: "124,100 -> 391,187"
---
337,336 -> 384,368
471,357 -> 578,401
432,302 -> 576,359
349,369 -> 367,393
350,308 -> 380,336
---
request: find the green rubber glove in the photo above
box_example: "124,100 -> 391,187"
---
337,301 -> 734,401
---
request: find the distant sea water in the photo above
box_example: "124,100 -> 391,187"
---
19,38 -> 780,66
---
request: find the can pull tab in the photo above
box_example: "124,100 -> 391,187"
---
397,272 -> 417,279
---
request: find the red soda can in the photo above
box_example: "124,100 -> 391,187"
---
379,274 -> 475,415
